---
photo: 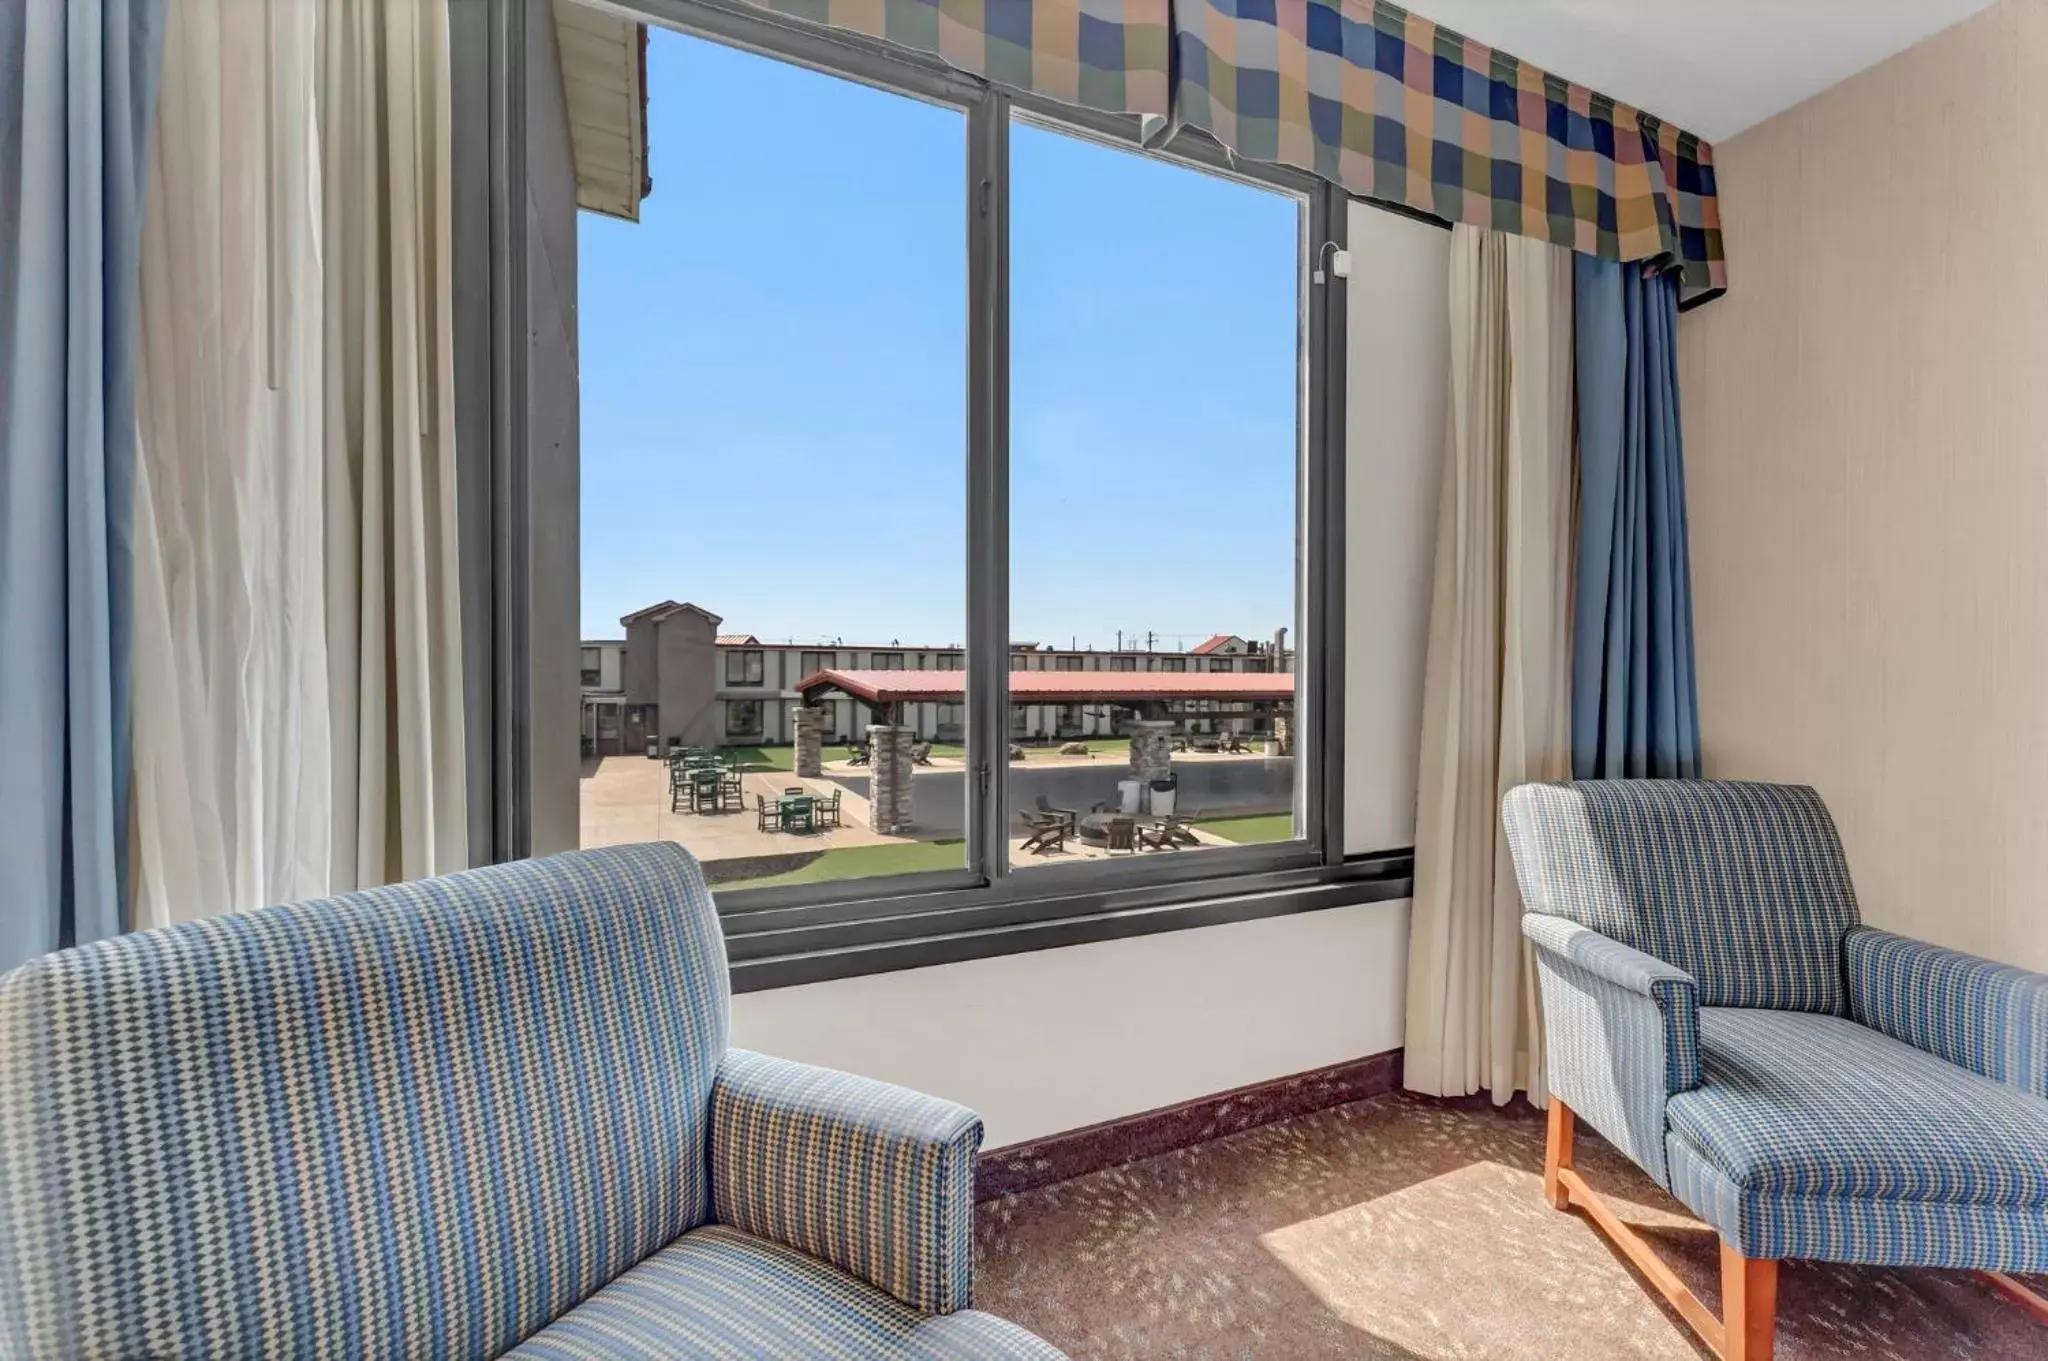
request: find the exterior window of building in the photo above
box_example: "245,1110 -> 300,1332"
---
798,650 -> 835,676
868,651 -> 905,670
726,699 -> 763,737
934,653 -> 964,671
1109,655 -> 1136,672
1243,656 -> 1268,673
1010,653 -> 1031,671
1209,657 -> 1234,673
726,649 -> 764,685
1053,655 -> 1082,672
581,647 -> 601,688
1156,656 -> 1185,673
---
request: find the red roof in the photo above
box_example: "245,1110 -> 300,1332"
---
1189,634 -> 1242,655
795,669 -> 1294,706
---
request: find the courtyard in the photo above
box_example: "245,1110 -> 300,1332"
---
578,740 -> 1295,895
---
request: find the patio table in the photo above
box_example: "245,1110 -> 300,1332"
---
778,793 -> 815,833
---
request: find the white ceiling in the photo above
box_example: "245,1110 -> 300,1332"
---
1398,0 -> 2000,142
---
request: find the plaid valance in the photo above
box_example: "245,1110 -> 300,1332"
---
739,0 -> 1725,301
741,0 -> 1174,116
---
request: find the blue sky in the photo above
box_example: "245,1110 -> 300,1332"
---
578,28 -> 1300,650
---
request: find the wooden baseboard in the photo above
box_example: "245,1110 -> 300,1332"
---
977,1049 -> 1403,1200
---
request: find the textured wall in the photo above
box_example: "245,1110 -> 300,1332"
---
1680,0 -> 2048,969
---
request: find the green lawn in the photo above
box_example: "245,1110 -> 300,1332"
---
719,839 -> 968,892
1195,813 -> 1296,845
718,745 -> 793,771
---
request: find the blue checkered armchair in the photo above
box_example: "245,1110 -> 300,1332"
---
0,844 -> 1064,1359
1504,780 -> 2048,1358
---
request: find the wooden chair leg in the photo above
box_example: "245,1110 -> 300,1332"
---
1543,1099 -> 1574,1210
1721,1243 -> 1778,1361
1980,1270 -> 2048,1326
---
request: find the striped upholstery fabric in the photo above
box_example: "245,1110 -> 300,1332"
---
1526,915 -> 1698,1188
0,845 -> 730,1359
1846,926 -> 2048,1098
1665,1009 -> 2048,1269
1502,781 -> 1860,1013
1524,914 -> 1699,1093
712,1050 -> 982,1316
509,1225 -> 1065,1359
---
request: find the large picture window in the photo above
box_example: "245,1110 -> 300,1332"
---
516,0 -> 1388,986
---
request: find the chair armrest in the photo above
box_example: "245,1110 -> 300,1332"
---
1523,914 -> 1701,1096
1844,927 -> 2048,1097
709,1049 -> 982,1314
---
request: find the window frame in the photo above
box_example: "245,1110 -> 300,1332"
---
464,0 -> 1409,990
725,648 -> 765,685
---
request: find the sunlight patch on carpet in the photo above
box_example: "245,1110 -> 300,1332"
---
1259,1160 -> 1712,1360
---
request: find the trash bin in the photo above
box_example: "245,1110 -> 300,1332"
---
1149,776 -> 1177,816
1117,779 -> 1143,814
646,739 -> 660,759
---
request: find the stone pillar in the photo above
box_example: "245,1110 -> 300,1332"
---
792,705 -> 825,777
868,725 -> 915,834
1273,714 -> 1292,757
1128,720 -> 1174,811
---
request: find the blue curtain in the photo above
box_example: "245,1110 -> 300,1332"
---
0,0 -> 165,970
1571,258 -> 1701,780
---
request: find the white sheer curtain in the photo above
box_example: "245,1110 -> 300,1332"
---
1403,225 -> 1575,1105
132,0 -> 464,926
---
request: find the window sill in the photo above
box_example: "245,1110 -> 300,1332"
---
726,855 -> 1412,992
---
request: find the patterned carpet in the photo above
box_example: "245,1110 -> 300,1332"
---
974,1092 -> 2046,1360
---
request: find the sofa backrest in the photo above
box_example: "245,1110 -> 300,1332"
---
0,843 -> 728,1359
1502,780 -> 1860,1013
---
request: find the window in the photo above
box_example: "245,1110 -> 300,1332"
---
531,1 -> 1386,987
581,647 -> 602,688
1008,116 -> 1304,869
576,24 -> 969,897
1243,656 -> 1268,673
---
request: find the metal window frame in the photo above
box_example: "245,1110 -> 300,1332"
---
461,0 -> 1407,989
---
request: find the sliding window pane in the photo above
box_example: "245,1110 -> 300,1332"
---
1007,119 -> 1303,867
575,22 -> 969,896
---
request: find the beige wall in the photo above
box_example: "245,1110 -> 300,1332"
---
1681,0 -> 2048,969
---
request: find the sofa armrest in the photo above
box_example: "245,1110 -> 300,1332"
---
1844,926 -> 2048,1097
709,1049 -> 982,1315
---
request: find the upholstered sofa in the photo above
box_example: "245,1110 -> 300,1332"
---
1504,780 -> 2048,1361
0,843 -> 1064,1358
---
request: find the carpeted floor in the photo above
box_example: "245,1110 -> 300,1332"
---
974,1092 -> 2046,1359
